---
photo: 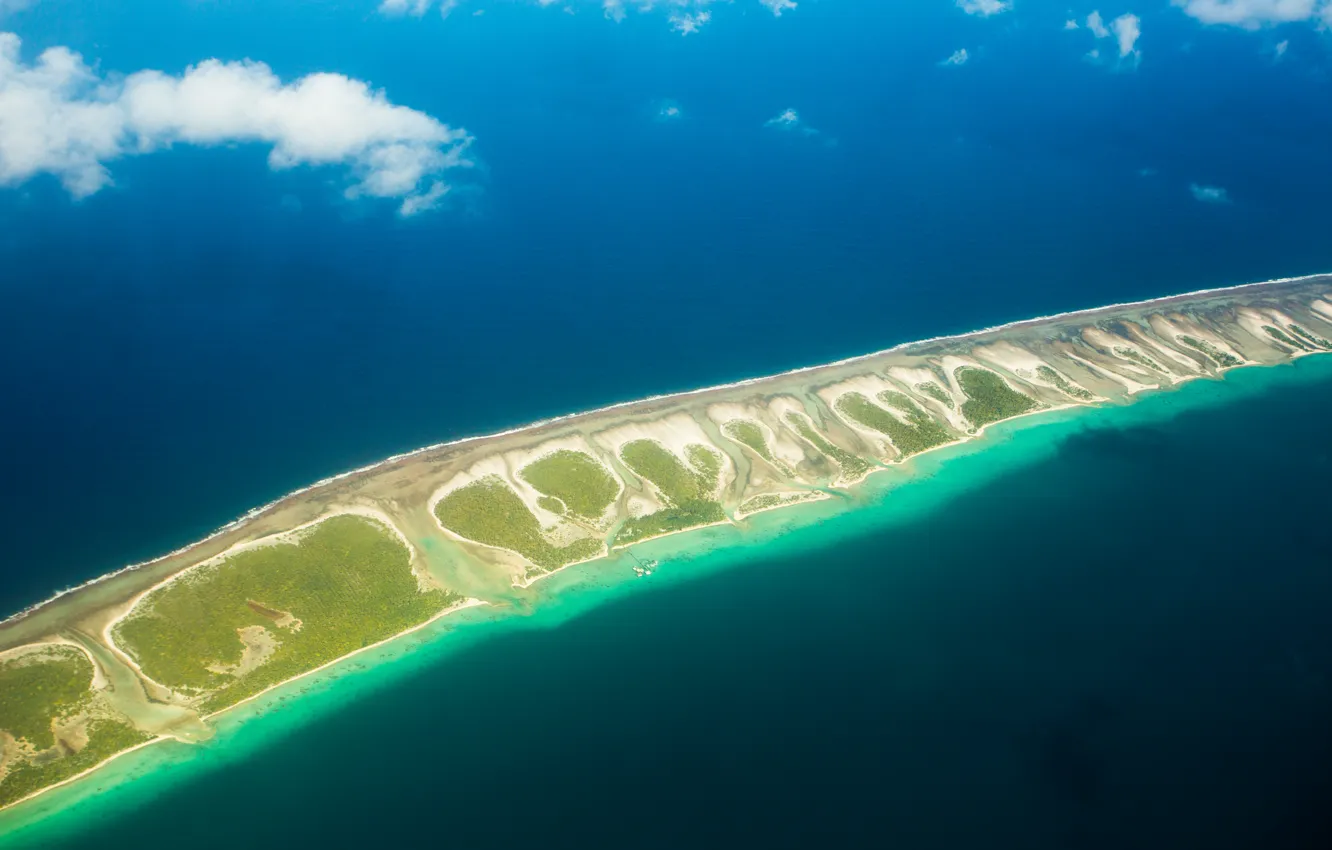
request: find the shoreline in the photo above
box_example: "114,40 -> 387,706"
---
3,270 -> 1326,630
3,273 -> 1331,821
0,595 -> 489,817
4,345 -> 1332,821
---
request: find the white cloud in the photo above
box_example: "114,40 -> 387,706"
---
378,0 -> 435,16
1274,37 -> 1290,55
669,10 -> 711,34
940,48 -> 970,66
1190,183 -> 1231,203
1112,13 -> 1142,57
0,33 -> 471,215
382,1 -> 794,27
1065,18 -> 1081,29
1173,0 -> 1331,29
398,180 -> 449,216
654,99 -> 683,120
0,0 -> 33,17
957,0 -> 1012,15
1087,10 -> 1111,37
1079,10 -> 1143,63
764,107 -> 833,144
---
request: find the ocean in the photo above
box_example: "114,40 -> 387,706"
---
4,1 -> 1332,845
5,1 -> 1332,611
3,356 -> 1331,848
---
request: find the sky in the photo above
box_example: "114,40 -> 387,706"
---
4,0 -> 1332,608
1,1 -> 1330,216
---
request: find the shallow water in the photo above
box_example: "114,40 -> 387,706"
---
3,355 -> 1331,848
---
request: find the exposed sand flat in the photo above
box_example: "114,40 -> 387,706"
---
1150,314 -> 1249,366
1077,329 -> 1169,382
1062,352 -> 1158,395
974,341 -> 1104,401
760,397 -> 827,470
971,341 -> 1048,376
3,273 -> 1332,812
765,395 -> 873,484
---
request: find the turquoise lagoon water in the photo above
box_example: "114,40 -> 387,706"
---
3,354 -> 1331,848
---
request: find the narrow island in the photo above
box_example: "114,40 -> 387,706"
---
3,274 -> 1331,813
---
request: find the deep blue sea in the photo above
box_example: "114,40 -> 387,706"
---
3,1 -> 1332,846
4,0 -> 1332,610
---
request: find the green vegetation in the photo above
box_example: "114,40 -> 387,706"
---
723,420 -> 793,475
0,719 -> 152,809
685,444 -> 723,490
1289,324 -> 1332,349
518,450 -> 619,519
536,495 -> 566,515
1263,325 -> 1318,352
783,412 -> 873,479
738,493 -> 817,514
1113,346 -> 1165,373
117,515 -> 458,713
1035,365 -> 1095,401
835,392 -> 953,457
955,367 -> 1040,428
1177,335 -> 1242,368
613,440 -> 726,546
0,648 -> 94,750
436,477 -> 602,573
0,647 -> 153,810
723,421 -> 772,460
915,381 -> 954,409
614,501 -> 726,545
619,440 -> 711,503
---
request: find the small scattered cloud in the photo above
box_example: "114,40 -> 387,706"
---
0,0 -> 34,17
398,180 -> 450,216
0,33 -> 472,216
653,99 -> 683,121
1078,10 -> 1143,65
1065,18 -> 1081,29
382,1 -> 794,28
1190,183 -> 1232,203
764,107 -> 832,141
940,48 -> 970,66
1273,38 -> 1290,58
766,108 -> 803,130
957,0 -> 1012,16
1087,10 -> 1111,37
1173,0 -> 1332,30
669,10 -> 711,35
378,0 -> 435,16
1112,13 -> 1142,58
